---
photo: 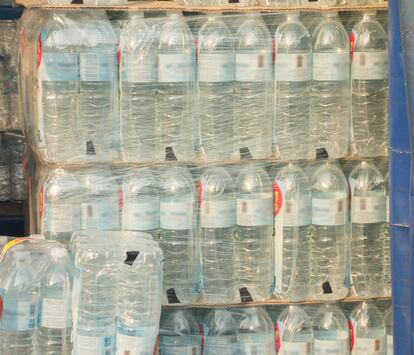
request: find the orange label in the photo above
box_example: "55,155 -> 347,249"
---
273,182 -> 283,216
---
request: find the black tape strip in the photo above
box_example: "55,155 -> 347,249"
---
165,147 -> 177,162
239,287 -> 253,303
71,0 -> 83,3
322,280 -> 333,295
167,288 -> 180,304
86,140 -> 96,155
229,0 -> 240,3
124,251 -> 140,266
316,147 -> 329,160
239,147 -> 252,160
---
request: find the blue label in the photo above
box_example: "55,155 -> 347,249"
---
80,49 -> 117,82
2,293 -> 39,331
42,52 -> 79,82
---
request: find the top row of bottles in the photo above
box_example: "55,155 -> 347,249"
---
22,10 -> 388,165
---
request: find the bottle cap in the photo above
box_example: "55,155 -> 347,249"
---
50,247 -> 68,259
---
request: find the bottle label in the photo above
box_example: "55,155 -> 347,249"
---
41,52 -> 79,81
198,52 -> 234,82
121,52 -> 156,83
43,204 -> 81,233
313,52 -> 350,81
238,334 -> 276,354
2,295 -> 39,331
312,197 -> 347,226
81,201 -> 120,231
352,51 -> 388,80
80,50 -> 117,81
352,337 -> 385,354
314,338 -> 349,354
386,335 -> 393,355
201,200 -> 236,228
158,53 -> 193,83
351,195 -> 386,224
235,52 -> 269,82
40,298 -> 69,329
116,333 -> 149,355
160,199 -> 194,230
123,199 -> 160,231
204,336 -> 237,353
159,345 -> 201,355
236,194 -> 273,227
75,334 -> 114,355
280,341 -> 312,355
275,53 -> 311,82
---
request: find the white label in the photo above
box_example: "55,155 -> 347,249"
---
80,51 -> 117,82
280,341 -> 312,355
236,195 -> 273,227
386,335 -> 393,355
275,53 -> 311,82
198,52 -> 234,82
75,334 -> 114,355
353,338 -> 385,354
386,197 -> 390,223
160,199 -> 194,230
201,200 -> 236,228
121,52 -> 156,83
235,52 -> 268,82
41,298 -> 68,329
314,339 -> 348,354
312,197 -> 347,226
313,52 -> 350,81
351,196 -> 386,224
352,51 -> 388,80
123,200 -> 159,231
158,53 -> 193,82
44,204 -> 81,233
116,333 -> 148,355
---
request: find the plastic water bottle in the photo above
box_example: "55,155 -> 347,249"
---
79,11 -> 118,161
120,12 -> 158,163
39,12 -> 83,163
274,13 -> 312,160
349,161 -> 386,297
237,307 -> 276,354
351,11 -> 388,157
203,308 -> 238,355
36,247 -> 72,355
313,302 -> 349,354
310,159 -> 349,300
276,305 -> 313,355
159,158 -> 196,305
385,305 -> 393,355
0,250 -> 39,354
235,14 -> 272,160
235,154 -> 273,302
198,14 -> 235,161
122,168 -> 160,239
383,172 -> 391,296
42,170 -> 82,246
349,302 -> 386,355
273,163 -> 312,301
0,144 -> 10,201
116,236 -> 163,355
156,12 -> 196,162
81,169 -> 121,232
158,309 -> 202,354
9,134 -> 25,201
311,13 -> 350,159
199,166 -> 236,303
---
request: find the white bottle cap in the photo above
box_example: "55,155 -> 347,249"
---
50,247 -> 68,259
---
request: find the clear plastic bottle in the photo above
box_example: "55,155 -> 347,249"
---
159,158 -> 196,305
156,12 -> 196,162
351,12 -> 388,157
274,13 -> 312,160
237,307 -> 276,354
36,247 -> 72,355
311,13 -> 350,159
199,166 -> 237,303
119,12 -> 159,163
38,12 -> 83,163
276,305 -> 313,355
383,172 -> 391,296
235,156 -> 273,302
313,302 -> 349,355
198,14 -> 235,161
42,170 -> 82,246
274,163 -> 312,301
235,14 -> 272,160
158,309 -> 202,354
203,308 -> 238,355
310,160 -> 349,300
349,302 -> 386,355
385,305 -> 393,355
349,161 -> 386,297
0,250 -> 39,354
122,168 -> 160,239
79,11 -> 118,161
